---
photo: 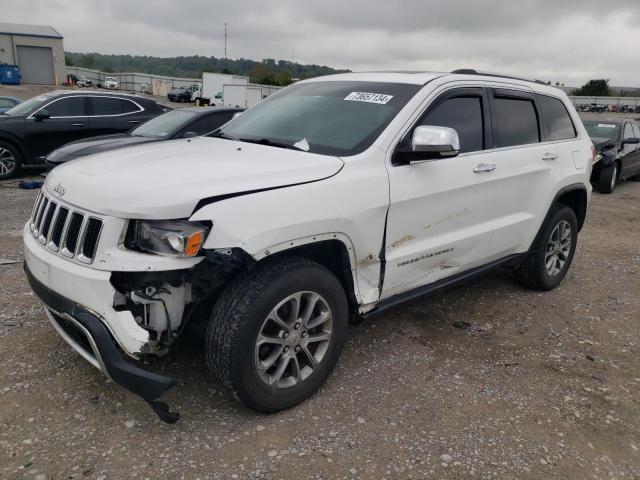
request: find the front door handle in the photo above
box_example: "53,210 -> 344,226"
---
473,163 -> 496,173
72,123 -> 84,127
542,152 -> 559,161
128,120 -> 140,124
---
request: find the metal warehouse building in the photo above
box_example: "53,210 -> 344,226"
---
0,22 -> 65,85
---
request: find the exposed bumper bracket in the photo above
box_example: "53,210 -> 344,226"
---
25,264 -> 180,423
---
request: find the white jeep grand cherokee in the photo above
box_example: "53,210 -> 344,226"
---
24,70 -> 593,422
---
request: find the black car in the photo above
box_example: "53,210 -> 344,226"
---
45,106 -> 243,170
584,119 -> 640,193
0,90 -> 170,179
167,87 -> 193,103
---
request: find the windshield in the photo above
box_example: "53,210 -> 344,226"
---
4,95 -> 51,116
584,121 -> 621,142
217,81 -> 421,156
131,109 -> 198,138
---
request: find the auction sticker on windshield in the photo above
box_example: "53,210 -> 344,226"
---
344,92 -> 394,104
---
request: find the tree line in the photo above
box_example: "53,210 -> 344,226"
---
64,52 -> 350,86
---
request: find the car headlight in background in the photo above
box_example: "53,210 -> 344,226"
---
128,220 -> 210,257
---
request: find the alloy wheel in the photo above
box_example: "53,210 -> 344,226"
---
545,220 -> 572,277
0,147 -> 16,176
255,291 -> 333,389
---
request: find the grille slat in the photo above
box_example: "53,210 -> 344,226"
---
39,201 -> 57,243
80,218 -> 102,261
34,197 -> 49,233
30,192 -> 43,227
63,212 -> 84,257
49,207 -> 69,251
30,190 -> 103,264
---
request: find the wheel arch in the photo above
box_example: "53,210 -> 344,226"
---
553,183 -> 588,231
0,133 -> 27,163
252,235 -> 361,315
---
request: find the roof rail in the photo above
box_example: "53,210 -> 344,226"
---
451,69 -> 548,86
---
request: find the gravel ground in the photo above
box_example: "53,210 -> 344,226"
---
1,176 -> 640,479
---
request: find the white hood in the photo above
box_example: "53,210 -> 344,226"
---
44,136 -> 344,219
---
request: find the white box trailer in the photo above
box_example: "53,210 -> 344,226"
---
193,73 -> 248,106
222,84 -> 281,108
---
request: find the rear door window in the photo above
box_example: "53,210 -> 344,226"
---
538,95 -> 576,141
91,97 -> 141,116
493,96 -> 540,148
632,123 -> 640,139
419,96 -> 484,153
45,97 -> 87,117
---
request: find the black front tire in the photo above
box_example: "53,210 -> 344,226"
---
206,257 -> 349,413
0,141 -> 22,180
515,205 -> 578,291
597,162 -> 617,194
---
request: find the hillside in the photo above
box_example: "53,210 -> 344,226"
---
64,52 -> 350,86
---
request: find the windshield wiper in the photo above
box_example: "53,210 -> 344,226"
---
209,130 -> 235,140
235,137 -> 304,151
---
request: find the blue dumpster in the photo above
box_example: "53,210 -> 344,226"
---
0,65 -> 21,85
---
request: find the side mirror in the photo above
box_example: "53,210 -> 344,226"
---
622,137 -> 640,146
34,109 -> 51,121
181,131 -> 198,139
393,126 -> 460,165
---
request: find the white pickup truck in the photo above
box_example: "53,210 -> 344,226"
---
24,70 -> 592,422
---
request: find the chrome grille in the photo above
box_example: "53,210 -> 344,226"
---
29,191 -> 103,264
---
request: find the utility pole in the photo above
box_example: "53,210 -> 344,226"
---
224,23 -> 228,59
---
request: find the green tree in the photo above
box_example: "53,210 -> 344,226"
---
572,79 -> 611,96
275,69 -> 293,86
64,54 -> 74,66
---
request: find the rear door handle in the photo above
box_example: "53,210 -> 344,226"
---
542,152 -> 559,161
72,123 -> 84,127
128,120 -> 140,124
473,163 -> 496,173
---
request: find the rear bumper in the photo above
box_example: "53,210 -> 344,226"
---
24,264 -> 180,423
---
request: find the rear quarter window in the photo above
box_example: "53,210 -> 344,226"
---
538,95 -> 576,141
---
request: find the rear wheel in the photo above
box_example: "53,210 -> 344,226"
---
206,257 -> 349,412
515,205 -> 578,291
597,162 -> 617,194
0,141 -> 21,180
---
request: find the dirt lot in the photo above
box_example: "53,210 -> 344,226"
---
0,179 -> 639,478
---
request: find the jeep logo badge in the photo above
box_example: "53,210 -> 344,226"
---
53,183 -> 66,197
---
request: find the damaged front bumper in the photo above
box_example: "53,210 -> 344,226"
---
24,264 -> 180,423
23,223 -> 185,422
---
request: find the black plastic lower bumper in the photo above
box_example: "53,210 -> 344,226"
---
24,264 -> 180,423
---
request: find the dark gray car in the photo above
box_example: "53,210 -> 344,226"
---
46,106 -> 243,170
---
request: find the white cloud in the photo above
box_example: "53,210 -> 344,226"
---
3,0 -> 639,85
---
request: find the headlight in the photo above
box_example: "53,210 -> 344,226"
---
594,153 -> 603,163
128,220 -> 210,257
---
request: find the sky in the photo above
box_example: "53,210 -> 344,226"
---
4,0 -> 640,86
